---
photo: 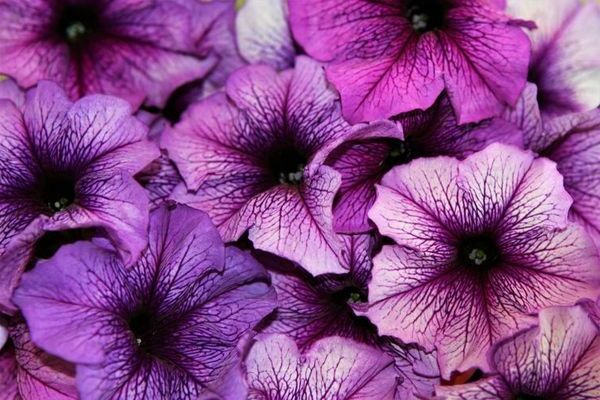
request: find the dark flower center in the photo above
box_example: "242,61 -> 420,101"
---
332,286 -> 367,305
382,138 -> 414,170
458,233 -> 501,270
56,4 -> 102,44
405,0 -> 449,33
266,146 -> 308,185
39,174 -> 77,214
128,309 -> 158,352
514,394 -> 546,400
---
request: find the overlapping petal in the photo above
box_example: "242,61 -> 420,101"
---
245,334 -> 397,400
437,305 -> 600,399
236,0 -> 295,70
328,95 -> 522,232
508,0 -> 600,116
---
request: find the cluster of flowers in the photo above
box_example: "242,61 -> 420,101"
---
0,0 -> 599,399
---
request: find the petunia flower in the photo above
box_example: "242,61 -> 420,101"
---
327,94 -> 523,233
0,317 -> 77,399
288,0 -> 531,124
436,305 -> 600,399
245,333 -> 398,400
0,80 -> 158,313
259,233 -> 379,348
236,0 -> 296,70
0,0 -> 219,108
13,204 -> 277,399
163,56 -> 396,275
366,143 -> 600,377
508,0 -> 600,117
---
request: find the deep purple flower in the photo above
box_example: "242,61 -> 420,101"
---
13,204 -> 276,399
0,317 -> 77,399
437,305 -> 600,399
0,0 -> 220,108
245,334 -> 398,399
366,143 -> 600,377
163,57 -> 396,274
260,233 -> 379,348
236,0 -> 296,70
327,94 -> 522,233
288,0 -> 531,124
508,0 -> 600,117
0,80 -> 157,313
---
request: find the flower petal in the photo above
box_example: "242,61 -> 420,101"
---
245,334 -> 397,400
508,0 -> 600,116
492,305 -> 600,398
236,0 -> 295,70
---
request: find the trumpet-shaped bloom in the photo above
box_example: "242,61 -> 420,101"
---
327,95 -> 522,233
289,0 -> 531,123
13,205 -> 276,399
508,0 -> 600,117
0,0 -> 220,107
437,305 -> 600,399
0,81 -> 157,313
164,57 -> 395,274
245,334 -> 398,400
367,143 -> 600,377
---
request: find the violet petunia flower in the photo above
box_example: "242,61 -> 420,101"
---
13,204 -> 277,399
508,0 -> 600,117
0,317 -> 77,399
260,233 -> 379,348
0,0 -> 219,108
288,0 -> 531,124
0,80 -> 158,313
236,0 -> 296,70
437,305 -> 600,399
245,334 -> 398,400
163,57 -> 396,274
327,94 -> 523,233
366,143 -> 600,377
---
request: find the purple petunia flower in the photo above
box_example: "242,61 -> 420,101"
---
0,0 -> 219,108
245,333 -> 398,399
0,317 -> 77,399
260,233 -> 378,348
163,56 -> 396,275
236,0 -> 296,70
327,94 -> 523,233
0,80 -> 157,313
366,143 -> 600,377
288,0 -> 531,124
508,0 -> 600,117
13,204 -> 276,399
437,305 -> 600,399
